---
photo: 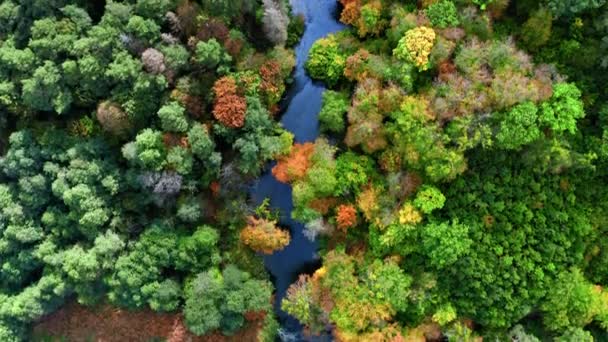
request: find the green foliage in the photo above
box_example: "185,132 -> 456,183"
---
305,36 -> 345,87
548,0 -> 606,17
157,101 -> 188,133
539,83 -> 585,134
195,38 -> 232,70
184,265 -> 272,336
425,1 -> 459,29
319,90 -> 349,133
124,129 -> 167,171
334,152 -> 376,196
554,327 -> 594,341
520,8 -> 552,51
541,269 -> 601,332
422,220 -> 472,268
496,101 -> 542,150
21,61 -> 72,114
413,186 -> 446,214
435,152 -> 593,328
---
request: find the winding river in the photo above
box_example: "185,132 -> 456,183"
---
250,0 -> 345,339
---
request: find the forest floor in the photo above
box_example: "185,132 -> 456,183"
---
32,301 -> 264,342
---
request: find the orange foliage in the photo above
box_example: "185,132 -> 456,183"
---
271,142 -> 315,183
209,181 -> 220,197
340,0 -> 361,26
212,77 -> 247,128
240,216 -> 290,254
336,204 -> 357,231
213,76 -> 238,98
309,197 -> 339,215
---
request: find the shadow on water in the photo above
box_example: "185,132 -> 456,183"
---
249,0 -> 345,340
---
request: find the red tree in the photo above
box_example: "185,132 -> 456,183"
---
336,204 -> 357,232
271,143 -> 315,183
212,77 -> 247,128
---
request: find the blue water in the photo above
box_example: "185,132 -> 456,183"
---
249,0 -> 345,339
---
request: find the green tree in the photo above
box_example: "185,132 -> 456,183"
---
542,269 -> 601,332
422,220 -> 472,268
495,101 -> 541,150
319,90 -> 349,133
21,61 -> 72,113
195,38 -> 231,70
305,36 -> 345,87
425,0 -> 459,28
539,83 -> 585,134
184,265 -> 272,336
157,101 -> 189,133
414,185 -> 446,214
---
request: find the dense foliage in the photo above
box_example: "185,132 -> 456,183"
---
0,0 -> 299,340
278,0 -> 608,340
4,0 -> 608,341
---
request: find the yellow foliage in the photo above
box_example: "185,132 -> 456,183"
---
357,186 -> 381,222
395,26 -> 436,71
398,202 -> 422,225
240,216 -> 290,254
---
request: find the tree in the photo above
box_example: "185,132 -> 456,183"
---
123,129 -> 167,170
21,61 -> 72,114
240,216 -> 290,254
157,101 -> 188,133
425,1 -> 459,28
422,220 -> 472,268
539,83 -> 585,134
495,101 -> 541,150
272,143 -> 315,184
336,204 -> 357,231
141,48 -> 166,75
394,27 -> 436,71
212,76 -> 247,128
520,8 -> 552,51
262,0 -> 289,46
319,90 -> 349,133
334,152 -> 376,196
306,36 -> 345,87
541,269 -> 601,332
413,185 -> 446,214
195,38 -> 231,70
184,265 -> 272,336
96,101 -> 131,136
548,0 -> 606,17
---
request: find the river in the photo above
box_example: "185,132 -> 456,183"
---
249,0 -> 345,340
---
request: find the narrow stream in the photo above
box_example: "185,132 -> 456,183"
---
250,0 -> 345,340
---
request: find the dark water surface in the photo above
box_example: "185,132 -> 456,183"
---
249,0 -> 345,340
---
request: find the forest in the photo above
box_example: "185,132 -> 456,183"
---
1,0 -> 608,341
